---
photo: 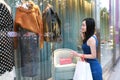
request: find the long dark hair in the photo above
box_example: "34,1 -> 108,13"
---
83,18 -> 95,43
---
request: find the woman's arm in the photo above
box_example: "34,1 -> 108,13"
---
85,37 -> 97,59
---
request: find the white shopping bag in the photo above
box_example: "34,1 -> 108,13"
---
73,61 -> 93,80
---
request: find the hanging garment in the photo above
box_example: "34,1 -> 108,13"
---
0,2 -> 15,79
14,1 -> 41,77
14,1 -> 43,48
18,27 -> 39,77
42,4 -> 62,42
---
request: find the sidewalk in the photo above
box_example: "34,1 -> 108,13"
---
108,59 -> 120,80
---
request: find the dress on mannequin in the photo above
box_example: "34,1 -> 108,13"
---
0,0 -> 16,80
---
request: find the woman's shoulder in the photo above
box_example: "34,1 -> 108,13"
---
89,35 -> 97,40
88,36 -> 96,42
87,35 -> 97,45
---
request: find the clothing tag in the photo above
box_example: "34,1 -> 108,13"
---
7,31 -> 17,37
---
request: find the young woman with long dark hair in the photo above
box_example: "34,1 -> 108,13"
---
71,18 -> 102,80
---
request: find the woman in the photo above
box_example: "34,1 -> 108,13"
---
0,0 -> 15,80
71,18 -> 102,80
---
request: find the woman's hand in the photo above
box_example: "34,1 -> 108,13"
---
71,51 -> 81,57
71,51 -> 85,60
80,32 -> 85,40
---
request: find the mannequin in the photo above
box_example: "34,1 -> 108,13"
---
0,0 -> 16,80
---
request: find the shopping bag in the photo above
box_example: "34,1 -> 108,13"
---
73,61 -> 93,80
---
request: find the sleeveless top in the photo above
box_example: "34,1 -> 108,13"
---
82,35 -> 102,80
82,35 -> 98,62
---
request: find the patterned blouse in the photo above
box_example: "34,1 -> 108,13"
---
0,3 -> 14,75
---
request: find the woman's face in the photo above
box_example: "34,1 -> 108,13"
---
81,21 -> 87,33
